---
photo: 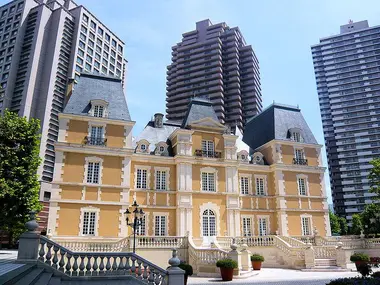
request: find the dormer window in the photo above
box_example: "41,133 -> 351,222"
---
155,142 -> 168,156
288,128 -> 303,142
141,144 -> 146,151
90,99 -> 108,118
292,131 -> 301,142
94,105 -> 104,117
136,139 -> 150,154
238,150 -> 249,163
159,146 -> 165,152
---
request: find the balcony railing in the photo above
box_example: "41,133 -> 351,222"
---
84,136 -> 107,146
293,158 -> 308,165
195,149 -> 222,158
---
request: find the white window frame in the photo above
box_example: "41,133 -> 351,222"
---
154,213 -> 168,236
136,139 -> 150,153
200,167 -> 218,192
155,142 -> 168,155
254,175 -> 267,196
239,174 -> 251,195
135,215 -> 146,236
202,209 -> 217,237
154,167 -> 170,191
297,174 -> 309,196
294,148 -> 305,160
89,99 -> 108,118
257,215 -> 270,236
79,206 -> 100,236
301,214 -> 313,236
83,157 -> 103,184
201,140 -> 214,157
291,131 -> 302,142
241,215 -> 254,237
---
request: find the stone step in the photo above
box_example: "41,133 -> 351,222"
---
315,259 -> 337,266
302,266 -> 352,272
16,268 -> 44,285
35,272 -> 53,285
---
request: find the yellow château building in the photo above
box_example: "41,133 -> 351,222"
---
47,73 -> 331,244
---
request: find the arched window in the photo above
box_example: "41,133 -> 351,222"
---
202,209 -> 216,237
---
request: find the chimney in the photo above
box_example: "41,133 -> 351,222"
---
154,113 -> 164,128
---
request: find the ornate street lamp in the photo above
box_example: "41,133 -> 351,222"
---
125,201 -> 145,253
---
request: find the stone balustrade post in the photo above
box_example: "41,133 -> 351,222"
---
335,242 -> 347,268
240,243 -> 251,271
17,212 -> 40,262
304,243 -> 315,269
228,243 -> 241,276
167,249 -> 185,285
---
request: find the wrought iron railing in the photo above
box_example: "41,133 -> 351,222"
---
194,149 -> 222,158
84,136 -> 107,146
293,158 -> 308,165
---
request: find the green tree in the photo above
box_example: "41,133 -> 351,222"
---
0,110 -> 42,246
338,216 -> 348,235
329,211 -> 341,235
361,203 -> 380,235
351,214 -> 363,235
369,158 -> 380,199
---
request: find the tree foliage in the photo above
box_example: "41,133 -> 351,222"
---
369,158 -> 380,199
0,110 -> 42,244
329,211 -> 341,235
361,203 -> 380,235
338,216 -> 348,235
351,214 -> 363,235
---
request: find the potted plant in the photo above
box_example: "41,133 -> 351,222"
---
178,261 -> 193,285
250,253 -> 265,270
216,259 -> 238,281
350,252 -> 370,271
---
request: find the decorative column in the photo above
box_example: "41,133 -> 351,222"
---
167,249 -> 185,284
17,212 -> 41,262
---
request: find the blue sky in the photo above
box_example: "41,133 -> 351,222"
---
80,0 -> 380,202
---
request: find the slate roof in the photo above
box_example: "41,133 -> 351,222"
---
243,103 -> 318,150
63,73 -> 131,121
133,121 -> 178,154
182,97 -> 219,127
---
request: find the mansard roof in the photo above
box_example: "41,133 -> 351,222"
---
63,73 -> 131,121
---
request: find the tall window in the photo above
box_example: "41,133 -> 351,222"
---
136,216 -> 146,236
255,177 -> 265,196
202,172 -> 215,192
136,169 -> 147,189
258,217 -> 268,236
298,177 -> 307,196
291,131 -> 302,142
87,162 -> 100,183
202,140 -> 214,157
240,177 -> 249,195
295,149 -> 305,160
202,209 -> 216,236
154,215 -> 167,236
90,126 -> 103,145
82,212 -> 96,235
242,217 -> 252,237
302,217 -> 311,236
94,105 -> 104,117
155,170 -> 167,190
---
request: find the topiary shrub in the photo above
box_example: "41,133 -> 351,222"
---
250,254 -> 264,262
350,253 -> 370,262
178,262 -> 193,276
216,259 -> 238,269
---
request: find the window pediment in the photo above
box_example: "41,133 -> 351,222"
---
287,128 -> 303,142
89,99 -> 109,118
155,141 -> 168,156
136,139 -> 150,153
237,150 -> 249,163
252,152 -> 264,165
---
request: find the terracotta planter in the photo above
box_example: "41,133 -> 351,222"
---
355,261 -> 367,271
220,267 -> 234,281
252,261 -> 262,270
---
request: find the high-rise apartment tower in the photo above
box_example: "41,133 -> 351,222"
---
311,20 -> 380,221
0,0 -> 127,193
166,19 -> 262,130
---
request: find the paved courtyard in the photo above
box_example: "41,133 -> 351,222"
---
188,268 -> 359,285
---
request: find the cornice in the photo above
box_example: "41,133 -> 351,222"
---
55,142 -> 134,157
59,113 -> 136,127
270,163 -> 326,174
257,139 -> 323,151
53,181 -> 129,189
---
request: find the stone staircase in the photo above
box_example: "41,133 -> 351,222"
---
0,263 -> 146,285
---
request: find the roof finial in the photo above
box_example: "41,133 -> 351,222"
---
348,19 -> 353,24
